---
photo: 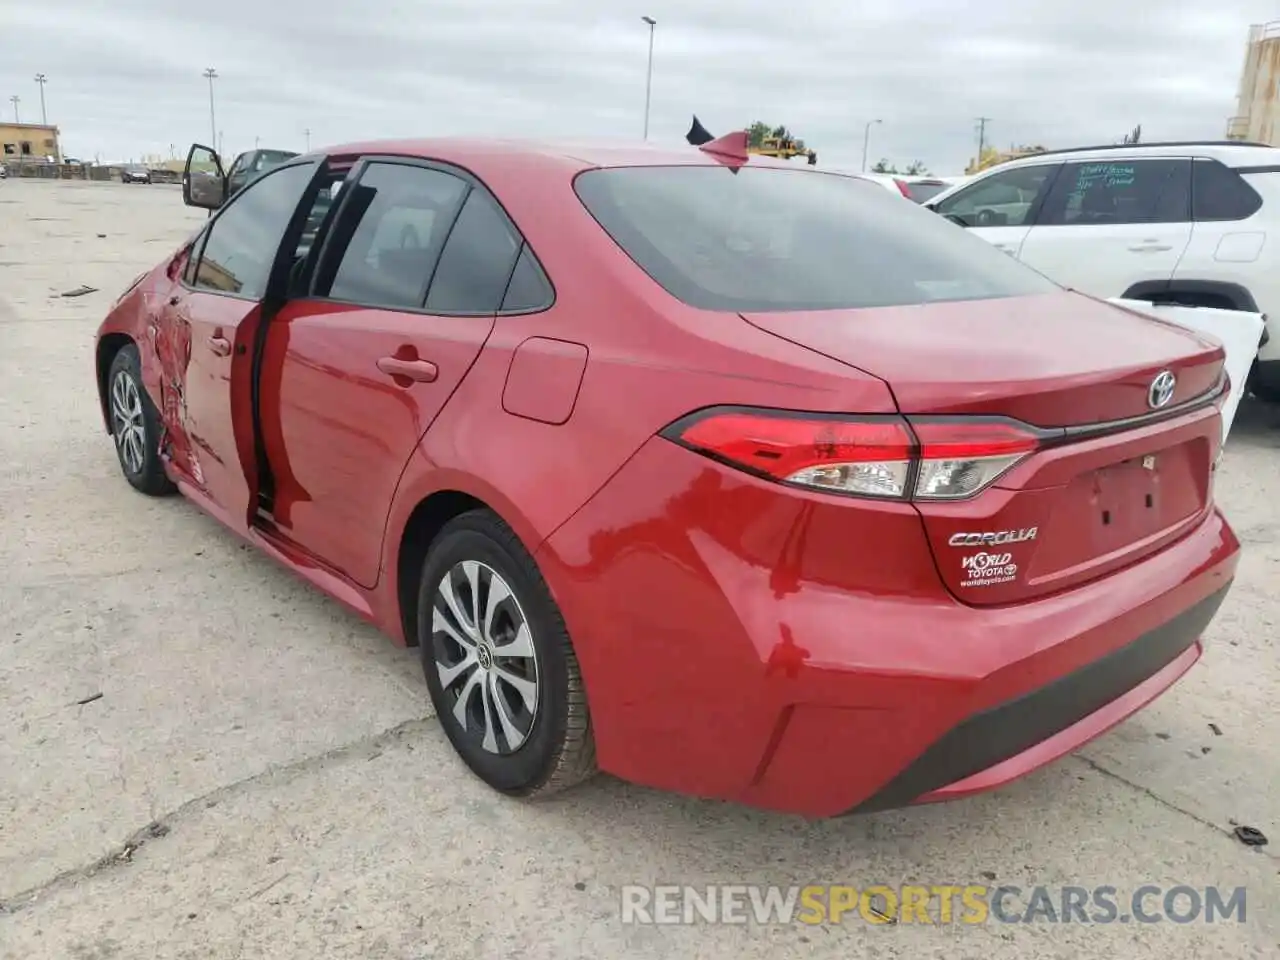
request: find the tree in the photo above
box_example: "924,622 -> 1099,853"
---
747,121 -> 805,152
904,160 -> 930,175
872,159 -> 898,174
1122,123 -> 1142,144
747,121 -> 769,148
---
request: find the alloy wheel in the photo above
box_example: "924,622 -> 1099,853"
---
432,560 -> 540,755
110,370 -> 146,475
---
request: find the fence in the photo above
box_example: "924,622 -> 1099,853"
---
0,162 -> 182,184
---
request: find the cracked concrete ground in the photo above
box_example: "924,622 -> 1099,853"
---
1,177 -> 1278,959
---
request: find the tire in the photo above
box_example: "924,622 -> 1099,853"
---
107,344 -> 176,496
418,509 -> 596,797
1247,358 -> 1280,404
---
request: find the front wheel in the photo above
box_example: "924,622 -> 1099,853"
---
107,344 -> 176,496
418,509 -> 596,797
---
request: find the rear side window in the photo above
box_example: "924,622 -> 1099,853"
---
500,245 -> 554,312
574,166 -> 1059,312
322,163 -> 467,309
1038,159 -> 1191,226
1192,160 -> 1263,221
424,189 -> 522,314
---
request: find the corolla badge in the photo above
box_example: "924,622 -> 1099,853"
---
1148,370 -> 1176,409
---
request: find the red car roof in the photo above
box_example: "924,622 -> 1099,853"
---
311,137 -> 812,174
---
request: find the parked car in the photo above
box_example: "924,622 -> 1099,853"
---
840,171 -> 952,203
923,141 -> 1280,401
226,147 -> 300,196
93,134 -> 1239,817
121,165 -> 152,184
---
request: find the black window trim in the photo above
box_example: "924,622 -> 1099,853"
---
180,157 -> 324,303
1033,156 -> 1193,228
932,161 -> 1064,228
297,153 -> 556,319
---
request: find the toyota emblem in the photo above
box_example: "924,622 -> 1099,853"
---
1148,370 -> 1176,409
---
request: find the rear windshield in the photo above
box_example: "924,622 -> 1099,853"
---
575,166 -> 1059,312
903,180 -> 949,204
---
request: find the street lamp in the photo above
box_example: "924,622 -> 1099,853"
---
9,95 -> 19,124
641,16 -> 656,140
202,68 -> 218,149
33,74 -> 47,125
861,118 -> 882,172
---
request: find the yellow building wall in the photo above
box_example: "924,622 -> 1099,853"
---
0,123 -> 61,162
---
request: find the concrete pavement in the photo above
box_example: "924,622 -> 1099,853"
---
1,177 -> 1276,958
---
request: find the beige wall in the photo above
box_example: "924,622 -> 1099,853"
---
1227,23 -> 1280,144
0,123 -> 61,162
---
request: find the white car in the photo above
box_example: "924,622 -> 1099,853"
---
923,141 -> 1280,401
849,173 -> 957,204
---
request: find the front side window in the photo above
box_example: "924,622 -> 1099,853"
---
574,166 -> 1060,313
932,165 -> 1060,227
1038,159 -> 1191,226
322,163 -> 468,310
192,162 -> 314,298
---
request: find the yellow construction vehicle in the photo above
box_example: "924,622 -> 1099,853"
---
687,116 -> 817,165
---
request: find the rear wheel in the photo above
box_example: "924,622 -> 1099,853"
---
418,509 -> 596,797
107,344 -> 175,496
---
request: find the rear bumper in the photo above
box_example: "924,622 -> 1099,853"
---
851,584 -> 1227,812
537,437 -> 1240,817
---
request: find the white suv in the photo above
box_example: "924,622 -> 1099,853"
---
925,141 -> 1280,400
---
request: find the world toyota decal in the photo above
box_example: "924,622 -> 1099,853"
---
958,550 -> 1020,588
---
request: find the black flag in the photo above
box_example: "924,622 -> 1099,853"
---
686,116 -> 714,146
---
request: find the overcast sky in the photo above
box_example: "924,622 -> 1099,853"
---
2,0 -> 1278,171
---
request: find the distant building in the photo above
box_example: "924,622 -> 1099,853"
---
1227,21 -> 1280,144
0,122 -> 61,162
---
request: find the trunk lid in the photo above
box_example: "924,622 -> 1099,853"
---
741,291 -> 1226,605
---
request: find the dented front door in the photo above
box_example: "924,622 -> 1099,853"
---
161,159 -> 322,527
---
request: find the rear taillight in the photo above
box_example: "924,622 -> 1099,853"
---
893,178 -> 911,197
661,408 -> 1042,501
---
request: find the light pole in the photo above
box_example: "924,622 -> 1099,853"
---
641,16 -> 656,140
202,68 -> 218,148
33,74 -> 47,125
304,128 -> 311,151
861,118 -> 882,172
9,95 -> 19,124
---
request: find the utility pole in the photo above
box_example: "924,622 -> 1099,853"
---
861,118 -> 882,172
202,68 -> 218,148
218,130 -> 224,157
254,135 -> 260,150
304,128 -> 311,151
641,16 -> 656,140
33,74 -> 47,125
976,116 -> 991,165
9,95 -> 19,124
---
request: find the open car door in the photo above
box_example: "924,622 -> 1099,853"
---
1108,298 -> 1265,443
183,143 -> 227,210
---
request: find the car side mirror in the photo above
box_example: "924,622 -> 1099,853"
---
183,143 -> 227,210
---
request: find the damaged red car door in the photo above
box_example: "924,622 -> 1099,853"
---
157,160 -> 321,526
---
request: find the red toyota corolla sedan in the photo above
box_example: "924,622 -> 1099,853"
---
93,133 -> 1239,817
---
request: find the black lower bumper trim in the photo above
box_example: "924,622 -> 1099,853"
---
849,584 -> 1231,814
